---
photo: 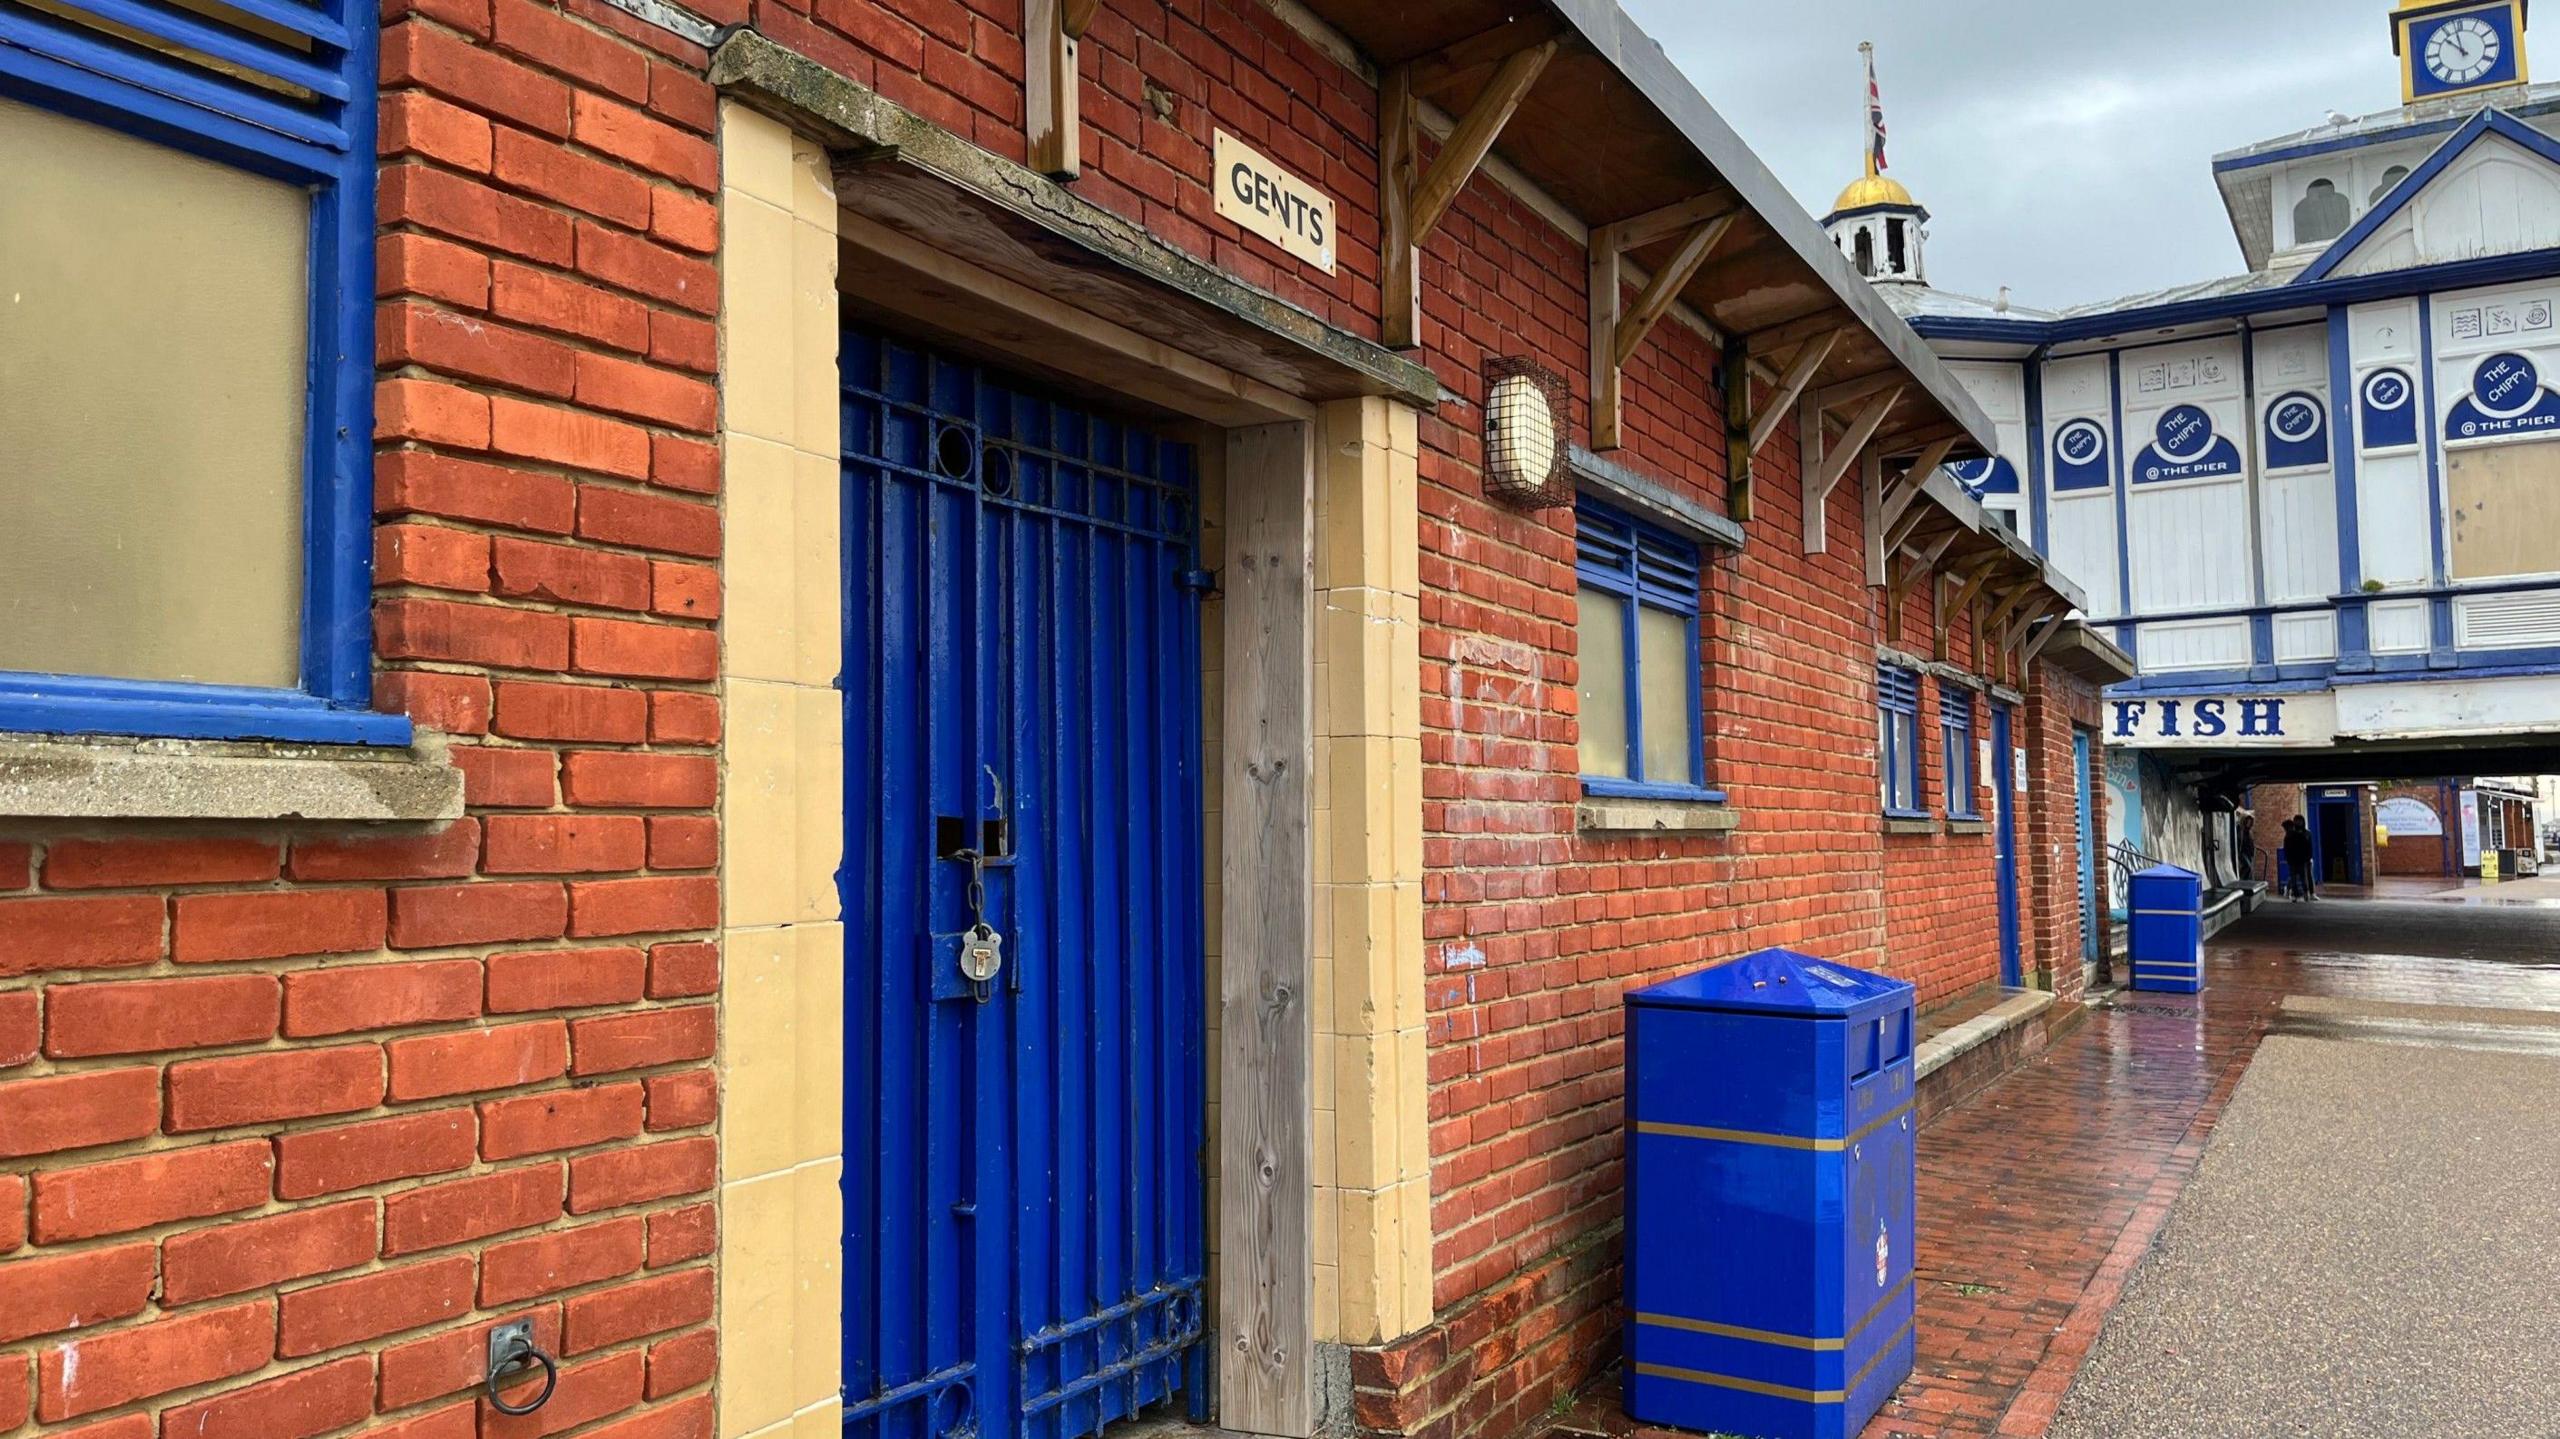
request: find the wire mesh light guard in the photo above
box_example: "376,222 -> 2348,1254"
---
1482,356 -> 1571,509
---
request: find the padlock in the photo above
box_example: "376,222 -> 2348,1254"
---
960,923 -> 1004,984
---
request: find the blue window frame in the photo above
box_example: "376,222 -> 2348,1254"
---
0,0 -> 397,745
1941,688 -> 1979,818
1574,498 -> 1717,801
1879,664 -> 1925,817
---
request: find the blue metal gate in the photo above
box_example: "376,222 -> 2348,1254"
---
840,326 -> 1207,1439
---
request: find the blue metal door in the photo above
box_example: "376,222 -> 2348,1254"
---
1991,704 -> 2021,987
2074,731 -> 2097,966
841,326 -> 1207,1439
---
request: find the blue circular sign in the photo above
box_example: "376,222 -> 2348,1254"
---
2269,393 -> 2322,442
2055,420 -> 2104,464
2362,368 -> 2411,410
2154,404 -> 2215,460
2472,351 -> 2540,415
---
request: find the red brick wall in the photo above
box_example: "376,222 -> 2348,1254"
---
0,3 -> 722,1434
2377,782 -> 2456,876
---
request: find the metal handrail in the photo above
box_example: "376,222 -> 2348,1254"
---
2105,840 -> 2164,895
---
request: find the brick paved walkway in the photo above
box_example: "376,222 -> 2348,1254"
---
1857,897 -> 2560,1438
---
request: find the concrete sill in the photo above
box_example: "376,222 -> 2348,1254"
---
1577,795 -> 1739,835
0,733 -> 464,822
1883,815 -> 1940,836
1915,987 -> 2055,1083
1946,818 -> 1990,835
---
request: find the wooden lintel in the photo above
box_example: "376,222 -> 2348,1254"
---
1382,39 -> 1554,347
1403,12 -> 1565,100
1750,328 -> 1841,456
1615,215 -> 1733,367
1026,0 -> 1099,179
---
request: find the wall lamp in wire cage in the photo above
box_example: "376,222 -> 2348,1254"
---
1482,356 -> 1571,510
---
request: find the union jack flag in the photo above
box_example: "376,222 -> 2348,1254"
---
1865,43 -> 1888,172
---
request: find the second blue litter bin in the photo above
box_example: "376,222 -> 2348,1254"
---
2128,862 -> 2204,993
1623,950 -> 1917,1439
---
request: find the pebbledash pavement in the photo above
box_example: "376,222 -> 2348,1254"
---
1569,895 -> 2560,1439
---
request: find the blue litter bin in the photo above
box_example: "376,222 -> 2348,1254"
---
2128,862 -> 2204,993
1623,949 -> 1917,1439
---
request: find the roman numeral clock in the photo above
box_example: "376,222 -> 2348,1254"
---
2395,0 -> 2529,102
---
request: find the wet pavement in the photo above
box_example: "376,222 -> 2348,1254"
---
1853,896 -> 2560,1438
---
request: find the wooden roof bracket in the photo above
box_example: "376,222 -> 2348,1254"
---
1382,37 -> 1558,347
1589,194 -> 1737,450
1934,553 -> 2002,661
2020,610 -> 2069,667
1805,382 -> 1902,557
1027,0 -> 1102,178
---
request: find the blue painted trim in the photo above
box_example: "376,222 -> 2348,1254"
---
1878,664 -> 1924,815
2293,110 -> 2560,283
2106,643 -> 2560,694
0,676 -> 409,745
1576,495 -> 1708,793
0,0 -> 392,746
1581,777 -> 1731,805
2024,350 -> 2051,553
1911,246 -> 2560,347
2211,112 -> 2482,176
1940,693 -> 1980,820
2241,330 -> 2268,611
2416,295 -> 2452,590
2108,351 -> 2135,619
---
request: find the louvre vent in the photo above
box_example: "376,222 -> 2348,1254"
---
2455,590 -> 2560,649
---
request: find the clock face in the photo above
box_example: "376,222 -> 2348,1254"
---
2425,15 -> 2503,85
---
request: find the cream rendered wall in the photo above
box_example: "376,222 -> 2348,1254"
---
717,100 -> 847,1439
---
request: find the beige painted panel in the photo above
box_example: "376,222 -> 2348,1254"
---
2446,440 -> 2560,580
0,95 -> 308,688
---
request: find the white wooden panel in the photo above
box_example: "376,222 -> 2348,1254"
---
2455,588 -> 2560,648
2048,492 -> 2120,619
2127,482 -> 2253,613
2368,598 -> 2432,653
2336,137 -> 2560,277
2350,299 -> 2421,365
2257,470 -> 2339,602
1944,359 -> 2033,548
2356,450 -> 2433,585
2137,617 -> 2253,671
2273,610 -> 2337,661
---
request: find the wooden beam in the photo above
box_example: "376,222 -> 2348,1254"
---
1861,448 -> 1887,584
2021,612 -> 2068,667
1025,0 -> 1099,178
1381,39 -> 1554,347
1380,64 -> 1421,350
1588,221 -> 1623,450
1751,328 -> 1841,455
1610,187 -> 1742,251
1403,12 -> 1565,100
1813,384 -> 1901,501
1591,199 -> 1733,450
1408,41 -> 1554,237
1869,418 -> 1967,459
1615,215 -> 1733,367
1725,334 -> 1753,522
1814,367 -> 1904,413
1799,387 -> 1832,553
1748,305 -> 1858,359
1219,422 -> 1314,1438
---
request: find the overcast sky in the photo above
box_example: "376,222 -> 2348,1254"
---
1620,1 -> 2543,307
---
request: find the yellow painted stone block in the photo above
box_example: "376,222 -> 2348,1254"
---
720,195 -> 795,449
790,133 -> 835,221
792,924 -> 846,1166
793,683 -> 842,924
722,101 -> 795,210
718,1169 -> 799,1437
1328,883 -> 1395,1039
720,923 -> 801,1182
1396,1177 -> 1435,1333
1389,735 -> 1424,884
794,1160 -> 844,1404
1395,1027 -> 1430,1182
722,678 -> 803,931
721,437 -> 801,686
1332,1028 -> 1398,1192
1324,736 -> 1393,889
790,216 -> 839,457
1391,881 -> 1426,1031
788,449 -> 842,688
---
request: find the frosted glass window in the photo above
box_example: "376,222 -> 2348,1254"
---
0,94 -> 310,689
1577,586 -> 1629,778
1637,605 -> 1693,784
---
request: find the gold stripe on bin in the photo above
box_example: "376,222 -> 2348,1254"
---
1632,1319 -> 1916,1405
1634,1102 -> 1913,1153
1636,1277 -> 1913,1352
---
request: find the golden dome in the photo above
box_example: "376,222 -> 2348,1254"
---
1831,173 -> 1918,213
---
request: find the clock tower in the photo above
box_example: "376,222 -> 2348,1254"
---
2394,0 -> 2529,104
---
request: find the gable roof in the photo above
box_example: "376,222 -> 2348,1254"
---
2295,108 -> 2560,283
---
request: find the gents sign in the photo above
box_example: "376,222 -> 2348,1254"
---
2107,691 -> 2338,748
1212,130 -> 1335,274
